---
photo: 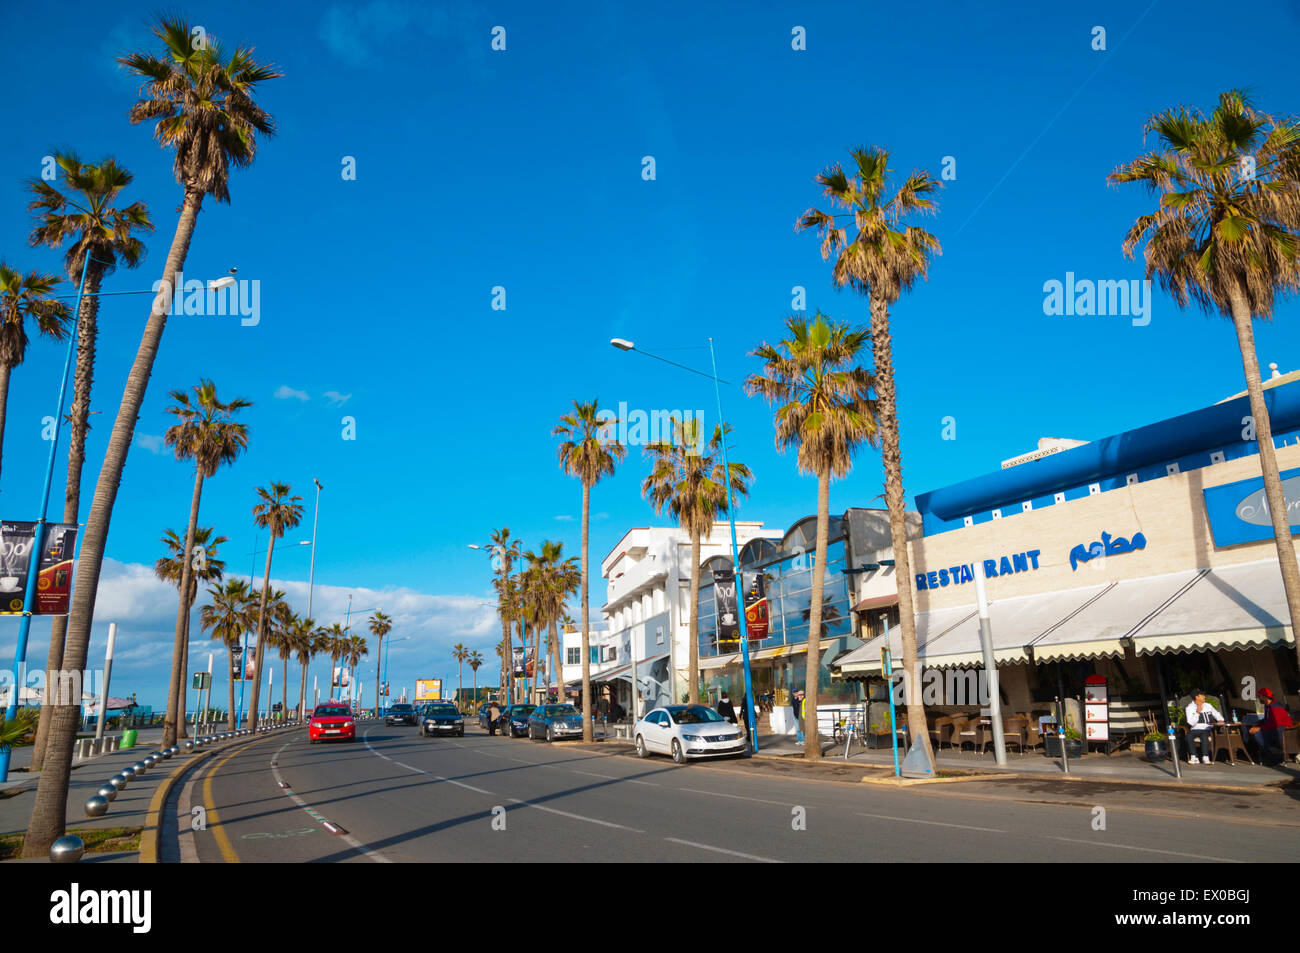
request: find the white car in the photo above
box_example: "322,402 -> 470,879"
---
634,705 -> 748,764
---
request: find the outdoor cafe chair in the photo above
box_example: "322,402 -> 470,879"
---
1212,725 -> 1254,766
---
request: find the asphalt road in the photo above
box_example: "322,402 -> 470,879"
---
176,722 -> 1300,863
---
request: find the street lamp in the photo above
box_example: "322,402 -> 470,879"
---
610,337 -> 759,752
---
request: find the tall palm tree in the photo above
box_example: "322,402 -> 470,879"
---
345,635 -> 368,708
1111,90 -> 1300,670
323,623 -> 348,700
797,146 -> 941,764
24,19 -> 280,857
247,483 -> 303,729
468,651 -> 484,706
452,643 -> 469,710
26,153 -> 152,771
368,611 -> 392,715
489,528 -> 521,702
266,592 -> 294,720
288,616 -> 317,721
746,313 -> 878,759
201,578 -> 253,729
522,541 -> 580,705
159,381 -> 251,746
554,398 -> 626,740
643,419 -> 752,704
155,526 -> 227,736
0,265 -> 68,483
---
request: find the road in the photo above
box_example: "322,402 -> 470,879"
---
173,722 -> 1300,863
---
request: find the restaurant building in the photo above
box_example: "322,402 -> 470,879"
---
836,370 -> 1300,743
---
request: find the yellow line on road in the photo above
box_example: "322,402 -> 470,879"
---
204,745 -> 253,863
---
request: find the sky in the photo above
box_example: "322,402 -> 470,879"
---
2,0 -> 1299,711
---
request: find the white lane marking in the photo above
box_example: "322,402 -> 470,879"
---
679,787 -> 794,807
278,739 -> 390,862
663,837 -> 782,863
1042,835 -> 1242,863
507,797 -> 646,833
570,770 -> 619,780
856,812 -> 1005,833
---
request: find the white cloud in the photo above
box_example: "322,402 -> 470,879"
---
555,515 -> 574,522
323,390 -> 352,406
274,385 -> 310,402
134,433 -> 165,455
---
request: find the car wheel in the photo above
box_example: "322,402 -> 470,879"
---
671,739 -> 686,764
635,735 -> 648,758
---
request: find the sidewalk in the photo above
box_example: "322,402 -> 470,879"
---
753,730 -> 1300,789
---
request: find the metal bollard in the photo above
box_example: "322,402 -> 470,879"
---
50,835 -> 84,864
1058,726 -> 1069,774
1168,724 -> 1181,779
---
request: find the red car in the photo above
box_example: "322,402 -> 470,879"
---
308,702 -> 356,743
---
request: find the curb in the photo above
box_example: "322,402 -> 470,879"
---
139,728 -> 301,864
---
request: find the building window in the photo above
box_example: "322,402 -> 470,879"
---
590,647 -> 599,665
566,647 -> 580,665
655,626 -> 664,645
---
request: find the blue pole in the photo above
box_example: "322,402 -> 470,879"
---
708,338 -> 759,754
381,635 -> 390,716
237,534 -> 257,728
884,622 -> 900,777
0,252 -> 91,782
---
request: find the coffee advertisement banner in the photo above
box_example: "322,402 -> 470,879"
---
0,521 -> 77,615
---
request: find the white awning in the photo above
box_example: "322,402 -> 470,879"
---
1129,560 -> 1296,656
699,653 -> 738,671
1027,570 -> 1205,663
834,605 -> 976,674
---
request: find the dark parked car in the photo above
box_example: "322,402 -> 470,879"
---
419,703 -> 465,737
501,704 -> 536,738
528,704 -> 584,742
385,703 -> 419,727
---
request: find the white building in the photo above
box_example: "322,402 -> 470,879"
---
567,522 -> 782,718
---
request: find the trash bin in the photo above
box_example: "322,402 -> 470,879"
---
120,729 -> 138,749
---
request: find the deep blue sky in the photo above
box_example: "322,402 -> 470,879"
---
2,0 -> 1299,709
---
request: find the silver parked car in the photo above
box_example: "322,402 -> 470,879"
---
527,704 -> 584,742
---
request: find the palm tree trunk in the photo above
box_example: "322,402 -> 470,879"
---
281,657 -> 288,722
178,581 -> 198,739
581,481 -> 592,742
549,619 -> 561,705
804,469 -> 831,759
298,659 -> 308,720
31,267 -> 104,772
1228,284 -> 1300,673
374,636 -> 382,718
248,540 -> 276,730
23,187 -> 205,857
871,295 -> 934,766
688,529 -> 702,704
0,362 -> 11,484
473,667 -> 478,706
163,467 -> 205,747
227,643 -> 237,730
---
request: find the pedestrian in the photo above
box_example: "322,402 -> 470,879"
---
792,689 -> 804,744
737,694 -> 751,736
717,692 -> 736,724
1248,688 -> 1294,766
487,699 -> 501,736
1183,689 -> 1223,764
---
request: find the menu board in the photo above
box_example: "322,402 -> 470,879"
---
1084,675 -> 1109,743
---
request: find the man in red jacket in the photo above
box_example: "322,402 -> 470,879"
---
1249,688 -> 1294,766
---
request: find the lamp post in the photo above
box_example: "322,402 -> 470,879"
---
304,478 -> 322,719
610,337 -> 759,751
93,623 -> 118,751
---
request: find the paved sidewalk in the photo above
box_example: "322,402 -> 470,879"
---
753,730 -> 1300,789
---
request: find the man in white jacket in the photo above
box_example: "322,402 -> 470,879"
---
1184,690 -> 1224,764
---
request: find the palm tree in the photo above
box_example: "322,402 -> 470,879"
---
522,541 -> 581,705
489,528 -> 521,701
267,592 -> 294,721
368,611 -> 392,715
247,483 -> 303,729
159,381 -> 251,746
155,525 -> 227,736
452,643 -> 469,711
1111,90 -> 1300,670
797,146 -> 941,765
468,651 -> 484,706
24,19 -> 280,857
746,313 -> 878,759
345,635 -> 368,708
554,398 -> 626,740
643,419 -> 752,704
323,623 -> 348,700
0,264 -> 68,483
201,578 -> 253,729
26,153 -> 152,772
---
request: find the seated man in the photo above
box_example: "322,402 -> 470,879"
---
1248,688 -> 1294,767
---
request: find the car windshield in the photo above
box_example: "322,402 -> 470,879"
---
510,706 -> 536,716
427,706 -> 458,715
670,706 -> 725,725
541,705 -> 577,716
390,705 -> 413,712
314,706 -> 350,717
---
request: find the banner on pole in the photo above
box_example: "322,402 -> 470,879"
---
511,646 -> 525,676
0,521 -> 77,615
742,571 -> 769,641
712,568 -> 739,648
